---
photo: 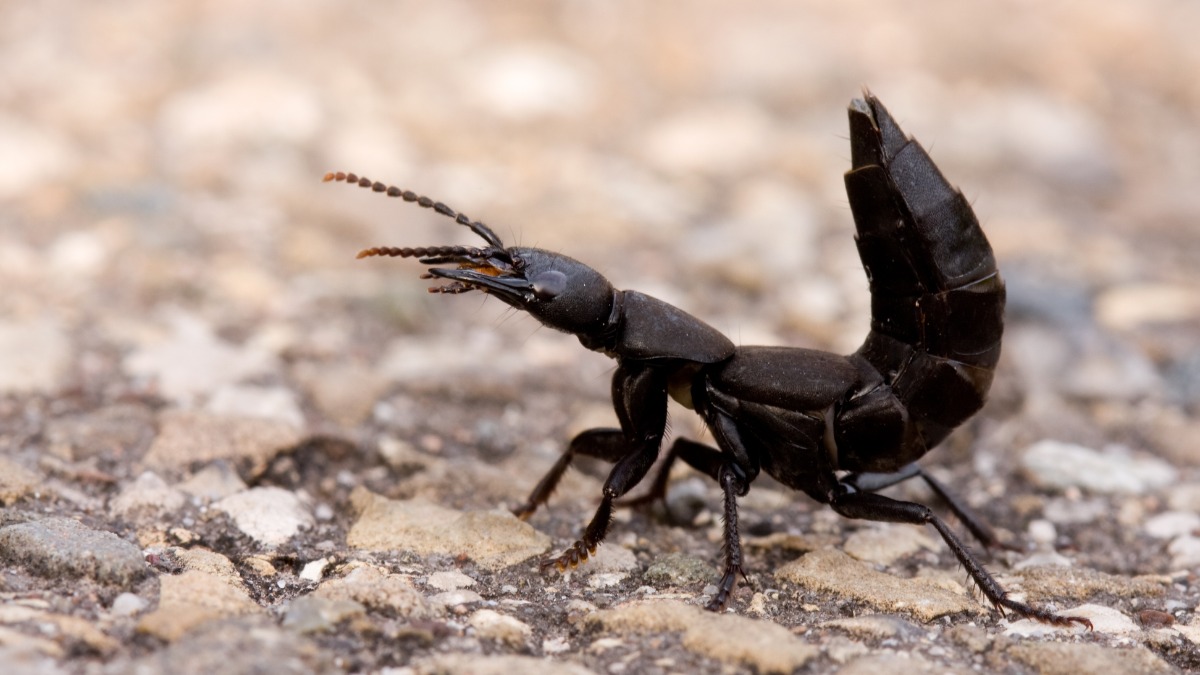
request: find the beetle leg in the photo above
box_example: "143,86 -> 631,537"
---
708,462 -> 749,611
843,464 -> 1009,550
511,428 -> 626,519
617,437 -> 724,508
544,363 -> 668,571
827,488 -> 1092,629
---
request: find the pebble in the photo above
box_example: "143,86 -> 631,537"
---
643,552 -> 716,587
110,593 -> 148,617
292,361 -> 390,426
123,312 -> 277,404
213,486 -> 314,548
584,599 -> 818,673
775,549 -> 980,622
110,471 -> 186,517
175,461 -> 248,502
142,410 -> 302,479
1020,440 -> 1177,495
0,317 -> 70,393
1005,604 -> 1136,637
313,564 -> 436,619
819,615 -> 926,641
414,654 -> 597,675
842,523 -> 939,565
206,384 -> 305,429
299,558 -> 330,582
0,457 -> 41,505
0,517 -> 147,586
1007,640 -> 1174,675
1166,536 -> 1200,570
43,404 -> 157,462
281,596 -> 365,634
136,570 -> 260,642
127,618 -> 331,675
1143,511 -> 1200,539
346,488 -> 549,571
468,609 -> 532,648
427,570 -> 476,592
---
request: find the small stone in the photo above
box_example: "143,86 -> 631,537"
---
0,517 -> 147,586
1007,638 -> 1174,675
44,404 -> 157,462
299,558 -> 329,582
293,361 -> 391,427
143,410 -> 301,479
281,596 -> 365,634
469,609 -> 532,648
430,590 -> 485,608
1007,565 -> 1167,601
1095,282 -> 1200,331
111,593 -> 147,617
123,312 -> 277,404
1027,519 -> 1057,546
129,617 -> 330,674
585,599 -> 818,673
643,552 -> 714,587
1143,511 -> 1200,539
427,570 -> 476,592
415,653 -> 598,675
136,570 -> 260,642
1020,440 -> 1177,495
314,563 -> 435,618
0,317 -> 70,393
175,461 -> 248,501
1167,482 -> 1200,512
583,544 -> 638,574
820,615 -> 926,641
110,471 -> 186,517
1167,536 -> 1200,570
0,457 -> 40,505
346,488 -> 549,570
207,384 -> 305,429
588,573 -> 627,589
775,549 -> 981,622
843,523 -> 939,565
213,487 -> 314,548
243,554 -> 277,577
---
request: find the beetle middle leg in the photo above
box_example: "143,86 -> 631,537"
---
844,464 -> 1008,550
827,486 -> 1092,629
511,428 -> 627,520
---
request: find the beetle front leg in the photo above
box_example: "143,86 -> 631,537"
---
544,362 -> 668,570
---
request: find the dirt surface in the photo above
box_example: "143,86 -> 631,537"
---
2,1 -> 1199,673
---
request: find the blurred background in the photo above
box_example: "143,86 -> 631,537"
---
3,0 -> 1198,453
2,0 -> 1199,669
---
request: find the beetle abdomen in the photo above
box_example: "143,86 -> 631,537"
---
837,94 -> 1006,467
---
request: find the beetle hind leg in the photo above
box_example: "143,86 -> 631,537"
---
827,487 -> 1091,629
843,463 -> 1010,550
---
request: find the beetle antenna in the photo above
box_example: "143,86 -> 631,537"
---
324,171 -> 505,248
355,245 -> 484,260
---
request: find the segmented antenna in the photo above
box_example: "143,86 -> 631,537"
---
323,171 -> 504,248
355,245 -> 484,260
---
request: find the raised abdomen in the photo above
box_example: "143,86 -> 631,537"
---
835,95 -> 1006,470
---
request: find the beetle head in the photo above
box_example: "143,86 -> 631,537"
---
329,172 -> 615,338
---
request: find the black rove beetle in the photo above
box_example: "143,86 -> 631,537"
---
329,93 -> 1092,629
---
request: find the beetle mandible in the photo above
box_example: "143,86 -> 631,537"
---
329,93 -> 1091,628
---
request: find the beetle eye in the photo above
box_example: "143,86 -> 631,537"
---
531,270 -> 567,301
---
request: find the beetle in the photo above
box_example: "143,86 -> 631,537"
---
330,93 -> 1090,628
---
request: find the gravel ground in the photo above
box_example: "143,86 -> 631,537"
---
2,1 -> 1199,673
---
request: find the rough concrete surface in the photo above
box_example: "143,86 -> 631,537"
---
1,1 -> 1199,673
